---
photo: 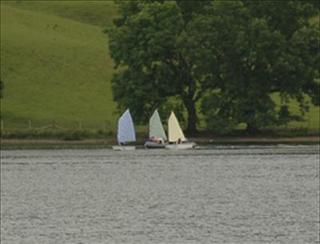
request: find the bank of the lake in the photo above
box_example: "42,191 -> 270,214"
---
1,136 -> 319,149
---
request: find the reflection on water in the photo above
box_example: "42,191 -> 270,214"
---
1,145 -> 319,243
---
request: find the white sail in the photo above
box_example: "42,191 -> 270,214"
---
168,111 -> 186,142
117,109 -> 136,144
149,109 -> 167,140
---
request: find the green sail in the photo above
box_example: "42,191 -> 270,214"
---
149,109 -> 167,140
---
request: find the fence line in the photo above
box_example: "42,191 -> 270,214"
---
0,119 -> 115,131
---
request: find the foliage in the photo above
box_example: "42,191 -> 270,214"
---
158,97 -> 186,128
108,0 -> 319,134
198,1 -> 319,133
108,0 -> 213,133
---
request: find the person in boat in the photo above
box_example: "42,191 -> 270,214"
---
150,136 -> 156,142
150,136 -> 165,144
158,138 -> 164,144
177,138 -> 182,144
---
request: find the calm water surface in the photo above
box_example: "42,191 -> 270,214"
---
1,145 -> 319,244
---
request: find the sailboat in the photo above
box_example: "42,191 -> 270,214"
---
112,109 -> 136,151
165,111 -> 196,150
144,109 -> 167,149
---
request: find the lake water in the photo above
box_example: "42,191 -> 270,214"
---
1,145 -> 319,244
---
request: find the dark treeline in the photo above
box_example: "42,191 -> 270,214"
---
107,0 -> 319,134
0,80 -> 3,99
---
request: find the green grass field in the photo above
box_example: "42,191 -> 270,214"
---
0,1 -> 319,134
1,1 -> 118,130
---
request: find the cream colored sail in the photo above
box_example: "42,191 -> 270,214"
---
168,111 -> 186,142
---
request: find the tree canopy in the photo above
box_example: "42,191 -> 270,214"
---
107,0 -> 319,134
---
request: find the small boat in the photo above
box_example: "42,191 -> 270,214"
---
165,111 -> 196,150
144,109 -> 167,149
112,109 -> 136,151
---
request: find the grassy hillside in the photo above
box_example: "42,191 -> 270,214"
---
0,1 -> 319,134
1,2 -> 118,130
2,0 -> 117,27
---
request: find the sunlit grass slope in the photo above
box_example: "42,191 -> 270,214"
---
2,0 -> 117,27
1,4 -> 117,129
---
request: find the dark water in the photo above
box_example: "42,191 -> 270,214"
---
1,145 -> 319,244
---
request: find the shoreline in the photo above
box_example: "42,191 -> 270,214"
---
1,136 -> 319,149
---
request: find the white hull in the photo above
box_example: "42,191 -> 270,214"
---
112,146 -> 136,151
165,142 -> 196,150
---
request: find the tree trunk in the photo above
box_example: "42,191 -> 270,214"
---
246,122 -> 258,135
185,98 -> 198,135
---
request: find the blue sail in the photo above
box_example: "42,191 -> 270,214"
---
117,109 -> 136,144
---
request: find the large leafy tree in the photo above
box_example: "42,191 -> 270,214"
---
108,0 -> 319,134
198,1 -> 319,133
108,0 -> 212,134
